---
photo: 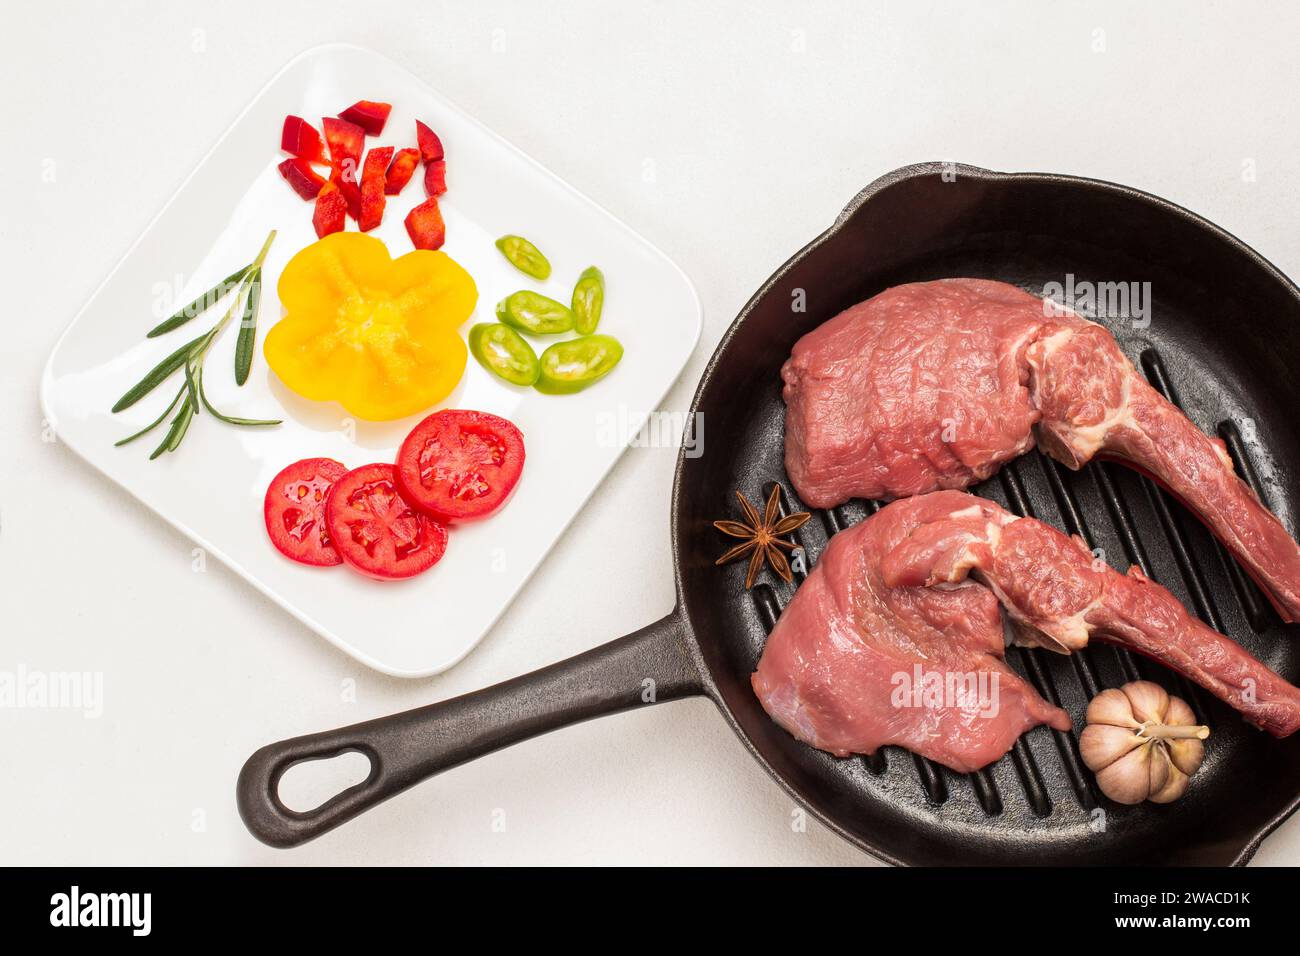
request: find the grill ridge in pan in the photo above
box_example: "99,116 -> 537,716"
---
239,163 -> 1300,864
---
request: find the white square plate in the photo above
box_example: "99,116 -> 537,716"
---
41,44 -> 701,677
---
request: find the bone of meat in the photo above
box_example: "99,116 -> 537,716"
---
780,278 -> 1300,622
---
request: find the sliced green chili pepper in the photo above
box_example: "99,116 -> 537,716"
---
495,234 -> 551,279
535,334 -> 624,394
469,322 -> 541,386
496,290 -> 575,335
571,266 -> 605,335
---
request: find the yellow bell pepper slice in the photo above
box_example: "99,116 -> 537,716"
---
264,233 -> 478,421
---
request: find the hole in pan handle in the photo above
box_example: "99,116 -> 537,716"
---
236,610 -> 701,849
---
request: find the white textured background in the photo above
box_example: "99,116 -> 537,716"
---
4,0 -> 1299,865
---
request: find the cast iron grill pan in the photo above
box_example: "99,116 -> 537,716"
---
239,164 -> 1300,865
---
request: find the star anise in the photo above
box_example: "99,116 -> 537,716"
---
714,486 -> 811,589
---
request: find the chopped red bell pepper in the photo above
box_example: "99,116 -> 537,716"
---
338,100 -> 392,137
312,182 -> 348,238
423,160 -> 447,198
277,158 -> 329,200
405,197 -> 446,251
329,167 -> 362,221
322,117 -> 366,184
358,146 -> 394,232
384,147 -> 421,195
280,116 -> 327,163
339,179 -> 362,221
415,120 -> 445,163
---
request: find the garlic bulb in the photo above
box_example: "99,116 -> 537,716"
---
1079,681 -> 1208,805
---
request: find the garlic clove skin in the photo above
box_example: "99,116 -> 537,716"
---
1165,695 -> 1197,728
1085,688 -> 1143,729
1147,742 -> 1171,796
1149,764 -> 1191,804
1167,737 -> 1205,778
1123,680 -> 1170,724
1096,744 -> 1156,805
1079,723 -> 1144,772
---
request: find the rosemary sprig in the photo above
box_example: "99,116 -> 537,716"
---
112,230 -> 280,458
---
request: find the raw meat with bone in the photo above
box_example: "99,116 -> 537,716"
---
751,491 -> 1071,773
752,492 -> 1300,772
781,278 -> 1300,622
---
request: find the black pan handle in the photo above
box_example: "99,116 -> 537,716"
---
237,609 -> 701,848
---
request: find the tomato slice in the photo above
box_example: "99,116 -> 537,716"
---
325,463 -> 448,580
395,410 -> 526,522
264,458 -> 350,566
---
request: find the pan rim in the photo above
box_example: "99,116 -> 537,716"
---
671,160 -> 1300,867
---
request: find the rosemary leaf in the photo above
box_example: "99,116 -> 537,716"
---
196,368 -> 281,427
183,361 -> 200,416
112,332 -> 208,413
167,400 -> 195,452
146,265 -> 249,338
113,384 -> 186,446
233,268 -> 262,386
149,397 -> 194,460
